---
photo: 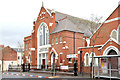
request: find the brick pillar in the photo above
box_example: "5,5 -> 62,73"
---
78,51 -> 80,73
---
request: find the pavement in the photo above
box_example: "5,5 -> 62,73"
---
30,69 -> 74,76
0,72 -> 59,79
29,69 -> 92,78
0,71 -> 91,79
0,71 -> 109,80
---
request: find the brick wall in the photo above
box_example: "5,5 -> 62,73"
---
0,46 -> 17,61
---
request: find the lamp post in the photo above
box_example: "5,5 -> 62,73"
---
2,48 -> 4,73
80,50 -> 83,74
21,49 -> 23,66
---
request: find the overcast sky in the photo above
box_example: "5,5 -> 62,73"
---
0,0 -> 119,48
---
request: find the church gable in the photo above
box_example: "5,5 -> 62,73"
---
106,5 -> 120,21
90,5 -> 120,46
38,7 -> 52,19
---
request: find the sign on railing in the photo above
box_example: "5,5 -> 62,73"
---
67,54 -> 78,58
60,66 -> 68,69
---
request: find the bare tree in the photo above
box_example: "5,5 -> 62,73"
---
88,14 -> 103,79
17,41 -> 24,65
2,47 -> 4,73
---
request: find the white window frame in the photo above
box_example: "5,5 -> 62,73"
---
84,52 -> 90,66
52,38 -> 54,45
68,58 -> 72,63
60,36 -> 62,43
56,37 -> 58,44
117,24 -> 120,43
110,29 -> 117,42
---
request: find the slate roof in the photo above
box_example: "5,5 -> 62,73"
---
52,19 -> 84,34
47,9 -> 96,37
12,48 -> 24,52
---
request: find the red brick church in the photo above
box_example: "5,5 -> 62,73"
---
23,3 -> 93,71
23,2 -> 120,74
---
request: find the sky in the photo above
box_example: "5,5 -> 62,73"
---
0,0 -> 119,48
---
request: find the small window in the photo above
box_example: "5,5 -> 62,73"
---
46,33 -> 49,44
18,56 -> 20,60
60,36 -> 62,43
86,54 -> 89,66
111,30 -> 117,40
52,38 -> 54,45
26,43 -> 28,50
43,26 -> 45,45
43,54 -> 45,58
29,42 -> 31,48
56,37 -> 58,44
40,35 -> 42,46
118,26 -> 120,42
60,54 -> 62,63
68,58 -> 72,62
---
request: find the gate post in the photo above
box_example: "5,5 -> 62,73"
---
22,63 -> 25,72
74,61 -> 78,76
90,62 -> 92,78
28,63 -> 30,71
80,50 -> 83,74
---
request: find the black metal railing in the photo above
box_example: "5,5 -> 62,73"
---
8,64 -> 77,73
8,65 -> 22,71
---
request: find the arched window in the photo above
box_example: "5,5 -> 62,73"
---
56,37 -> 58,44
118,25 -> 120,43
86,54 -> 89,66
89,52 -> 98,66
110,29 -> 117,41
29,42 -> 31,48
38,22 -> 49,46
84,53 -> 89,66
60,36 -> 62,43
52,38 -> 54,45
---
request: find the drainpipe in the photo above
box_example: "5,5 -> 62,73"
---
74,32 -> 75,62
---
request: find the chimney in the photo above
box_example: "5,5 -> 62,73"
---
51,9 -> 55,21
51,9 -> 55,14
33,18 -> 36,30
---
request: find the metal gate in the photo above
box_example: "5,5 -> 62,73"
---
22,63 -> 30,72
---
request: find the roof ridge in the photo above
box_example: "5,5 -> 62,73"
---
58,16 -> 67,22
47,8 -> 86,20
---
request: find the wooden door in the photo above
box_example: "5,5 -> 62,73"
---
42,59 -> 45,69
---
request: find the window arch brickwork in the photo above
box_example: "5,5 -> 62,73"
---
118,25 -> 120,43
37,22 -> 49,46
110,29 -> 117,41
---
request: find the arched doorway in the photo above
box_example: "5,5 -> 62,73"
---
107,50 -> 118,76
108,50 -> 118,69
101,49 -> 118,74
108,50 -> 117,55
51,53 -> 55,67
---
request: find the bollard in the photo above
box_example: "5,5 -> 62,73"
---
28,63 -> 30,71
22,63 -> 25,72
74,61 -> 78,76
